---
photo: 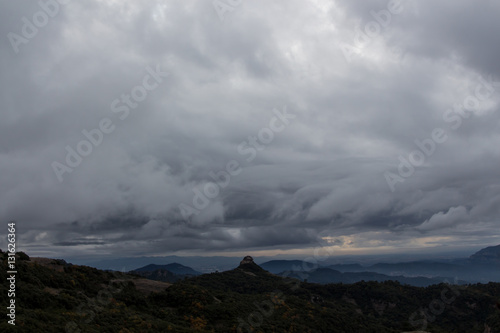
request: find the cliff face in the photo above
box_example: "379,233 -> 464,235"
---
470,245 -> 500,264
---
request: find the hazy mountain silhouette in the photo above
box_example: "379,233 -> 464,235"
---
260,245 -> 500,285
131,263 -> 201,283
469,244 -> 500,264
133,263 -> 201,275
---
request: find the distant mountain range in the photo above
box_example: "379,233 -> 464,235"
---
281,267 -> 467,287
260,245 -> 500,285
80,255 -> 245,272
130,259 -> 465,287
76,244 -> 500,286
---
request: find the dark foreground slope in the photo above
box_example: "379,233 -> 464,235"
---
1,251 -> 500,332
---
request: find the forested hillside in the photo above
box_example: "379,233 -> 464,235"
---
1,250 -> 500,332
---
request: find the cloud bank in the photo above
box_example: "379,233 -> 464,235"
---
1,0 -> 499,258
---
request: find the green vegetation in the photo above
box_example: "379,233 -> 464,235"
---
1,252 -> 499,332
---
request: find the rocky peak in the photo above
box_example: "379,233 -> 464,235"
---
240,256 -> 254,265
237,255 -> 266,274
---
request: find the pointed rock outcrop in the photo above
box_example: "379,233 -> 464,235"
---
240,256 -> 254,265
237,255 -> 266,275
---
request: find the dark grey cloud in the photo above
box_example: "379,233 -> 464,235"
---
1,0 -> 499,259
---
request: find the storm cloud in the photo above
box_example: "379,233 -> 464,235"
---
1,0 -> 499,259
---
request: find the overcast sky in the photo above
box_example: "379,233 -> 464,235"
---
1,0 -> 500,260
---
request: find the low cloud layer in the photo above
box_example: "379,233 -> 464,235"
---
1,0 -> 499,259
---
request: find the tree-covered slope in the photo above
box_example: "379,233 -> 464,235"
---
1,250 -> 500,332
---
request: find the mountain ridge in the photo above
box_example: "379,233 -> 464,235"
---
133,262 -> 202,275
2,250 -> 500,332
469,244 -> 500,264
258,244 -> 500,284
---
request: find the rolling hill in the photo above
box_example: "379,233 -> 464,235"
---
130,263 -> 202,283
2,250 -> 500,332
